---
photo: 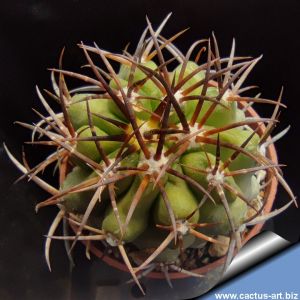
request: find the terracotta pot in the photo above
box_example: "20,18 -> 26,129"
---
70,103 -> 278,280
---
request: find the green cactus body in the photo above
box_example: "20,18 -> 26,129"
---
202,126 -> 260,171
102,173 -> 162,242
62,150 -> 139,215
119,60 -> 162,101
61,166 -> 99,214
168,61 -> 205,124
192,87 -> 246,127
100,151 -> 140,200
108,78 -> 134,121
235,174 -> 260,201
115,151 -> 140,194
167,61 -> 245,127
75,125 -> 121,163
108,60 -> 163,120
180,151 -> 240,203
198,197 -> 248,235
68,94 -> 126,135
154,165 -> 200,225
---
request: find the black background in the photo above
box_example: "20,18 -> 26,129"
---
0,1 -> 299,299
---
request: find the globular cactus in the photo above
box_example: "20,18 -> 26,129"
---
5,13 -> 297,295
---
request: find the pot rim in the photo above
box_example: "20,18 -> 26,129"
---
69,103 -> 278,280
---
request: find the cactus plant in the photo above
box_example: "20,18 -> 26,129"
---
5,13 -> 297,295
